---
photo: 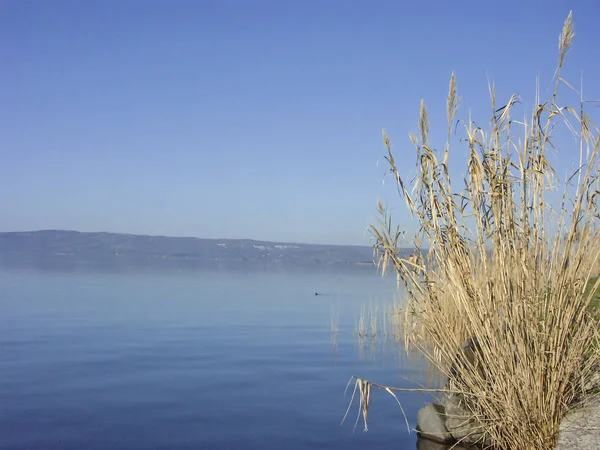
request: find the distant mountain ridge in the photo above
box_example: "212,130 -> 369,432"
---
0,230 -> 411,271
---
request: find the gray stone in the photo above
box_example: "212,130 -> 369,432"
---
584,365 -> 600,393
416,437 -> 469,450
440,337 -> 492,447
442,390 -> 490,447
450,337 -> 485,381
416,402 -> 453,444
556,395 -> 600,450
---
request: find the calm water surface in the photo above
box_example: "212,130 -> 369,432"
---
1,266 -> 436,449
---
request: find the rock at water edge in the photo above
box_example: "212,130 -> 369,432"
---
416,402 -> 453,444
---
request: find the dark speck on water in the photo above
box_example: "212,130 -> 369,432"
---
0,265 -> 439,449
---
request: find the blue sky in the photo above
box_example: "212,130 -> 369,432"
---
1,1 -> 599,245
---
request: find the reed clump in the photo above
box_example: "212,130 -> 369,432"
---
362,12 -> 600,450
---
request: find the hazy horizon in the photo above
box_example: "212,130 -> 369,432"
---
0,228 -> 376,247
2,1 -> 599,246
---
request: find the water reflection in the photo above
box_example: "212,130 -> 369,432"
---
331,300 -> 459,450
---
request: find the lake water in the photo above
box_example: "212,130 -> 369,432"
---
0,265 -> 438,449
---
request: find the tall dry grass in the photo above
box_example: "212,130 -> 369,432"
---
362,12 -> 600,450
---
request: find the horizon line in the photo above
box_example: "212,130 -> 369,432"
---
0,228 -> 391,249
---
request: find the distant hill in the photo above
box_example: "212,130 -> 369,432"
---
0,230 -> 416,271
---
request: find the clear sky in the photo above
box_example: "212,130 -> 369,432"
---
1,0 -> 599,245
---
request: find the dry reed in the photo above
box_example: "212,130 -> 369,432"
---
352,12 -> 600,450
